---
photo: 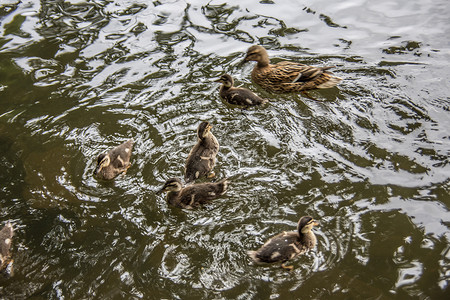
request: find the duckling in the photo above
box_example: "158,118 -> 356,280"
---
243,45 -> 342,94
215,74 -> 268,107
94,139 -> 134,180
248,216 -> 319,270
157,177 -> 228,209
0,222 -> 14,275
185,121 -> 219,183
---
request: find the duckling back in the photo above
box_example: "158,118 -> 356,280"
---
185,131 -> 219,183
248,231 -> 303,264
94,139 -> 134,180
169,178 -> 228,208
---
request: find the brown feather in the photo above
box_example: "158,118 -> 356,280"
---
244,45 -> 342,93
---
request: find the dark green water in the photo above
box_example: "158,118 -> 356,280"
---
0,0 -> 449,299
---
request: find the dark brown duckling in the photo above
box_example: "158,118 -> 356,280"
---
248,216 -> 319,270
94,139 -> 134,180
215,74 -> 268,107
0,222 -> 14,275
157,177 -> 228,209
243,45 -> 342,94
185,121 -> 219,183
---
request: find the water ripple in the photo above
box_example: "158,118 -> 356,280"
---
0,0 -> 449,299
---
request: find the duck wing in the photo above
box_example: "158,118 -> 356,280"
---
109,139 -> 134,168
185,141 -> 218,182
270,61 -> 335,84
179,181 -> 228,207
248,231 -> 304,263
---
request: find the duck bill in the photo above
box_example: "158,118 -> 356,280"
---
239,57 -> 248,66
93,165 -> 101,176
313,221 -> 319,226
94,161 -> 106,176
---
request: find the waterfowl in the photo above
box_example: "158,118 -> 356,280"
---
0,222 -> 13,275
243,45 -> 342,93
94,139 -> 134,180
215,74 -> 268,107
185,121 -> 219,183
248,216 -> 319,270
157,177 -> 228,209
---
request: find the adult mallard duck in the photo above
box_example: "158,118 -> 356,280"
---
215,74 -> 268,107
94,139 -> 134,180
185,121 -> 219,183
157,177 -> 228,209
248,216 -> 319,270
0,222 -> 14,275
243,45 -> 342,93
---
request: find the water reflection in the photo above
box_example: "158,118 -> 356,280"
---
0,0 -> 449,299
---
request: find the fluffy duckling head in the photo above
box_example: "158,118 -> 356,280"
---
197,121 -> 213,139
215,74 -> 234,88
93,153 -> 111,176
158,178 -> 183,193
298,216 -> 319,234
243,45 -> 269,66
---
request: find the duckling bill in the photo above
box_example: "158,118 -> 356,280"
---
0,222 -> 14,276
243,45 -> 342,94
248,216 -> 319,270
158,177 -> 228,209
185,121 -> 219,183
94,139 -> 134,180
215,74 -> 268,107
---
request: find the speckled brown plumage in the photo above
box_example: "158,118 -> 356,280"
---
243,45 -> 342,93
94,139 -> 134,180
247,216 -> 319,269
216,74 -> 268,107
158,177 -> 228,209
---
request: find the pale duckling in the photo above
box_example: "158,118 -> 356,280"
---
94,139 -> 134,180
215,74 -> 268,107
248,216 -> 319,270
243,45 -> 342,94
185,121 -> 219,183
0,222 -> 14,275
157,177 -> 228,209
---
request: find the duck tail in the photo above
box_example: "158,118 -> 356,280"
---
247,250 -> 261,263
218,178 -> 229,195
316,72 -> 343,89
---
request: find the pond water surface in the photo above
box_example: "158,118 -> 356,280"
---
0,0 -> 449,299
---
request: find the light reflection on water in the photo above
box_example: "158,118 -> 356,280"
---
0,0 -> 449,298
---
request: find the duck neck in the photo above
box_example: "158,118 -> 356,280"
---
166,191 -> 180,206
299,229 -> 312,240
201,132 -> 217,147
257,54 -> 270,68
219,84 -> 230,94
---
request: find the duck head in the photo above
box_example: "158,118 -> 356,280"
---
94,153 -> 111,176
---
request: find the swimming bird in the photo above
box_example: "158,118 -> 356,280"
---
242,45 -> 342,94
0,222 -> 14,275
157,177 -> 228,209
215,74 -> 268,107
248,216 -> 319,270
94,139 -> 134,180
185,121 -> 219,183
